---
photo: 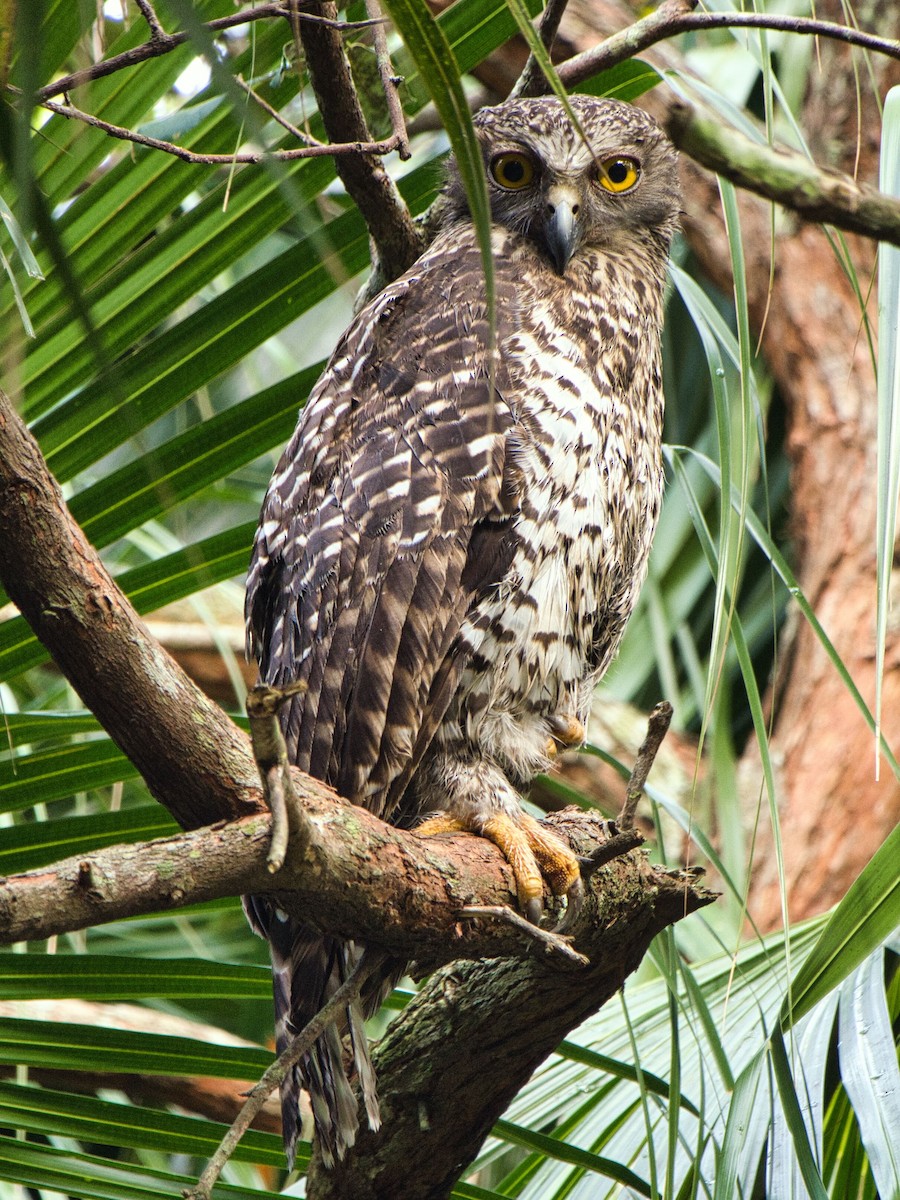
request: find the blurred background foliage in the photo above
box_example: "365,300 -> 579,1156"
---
0,1 -> 898,1197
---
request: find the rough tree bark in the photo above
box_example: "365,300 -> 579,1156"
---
307,812 -> 698,1200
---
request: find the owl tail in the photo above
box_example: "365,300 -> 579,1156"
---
243,896 -> 381,1169
280,936 -> 383,1170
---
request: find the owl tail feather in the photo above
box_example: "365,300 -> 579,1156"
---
348,996 -> 382,1133
285,942 -> 383,1170
241,896 -> 383,1171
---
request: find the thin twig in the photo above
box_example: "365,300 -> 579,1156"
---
292,0 -> 424,280
183,949 -> 385,1199
17,1 -> 899,108
618,701 -> 673,831
246,681 -> 311,872
232,74 -> 325,147
578,828 -> 644,881
366,0 -> 411,161
459,905 -> 589,967
513,0 -> 573,99
134,0 -> 166,41
40,97 -> 403,164
26,4 -> 386,103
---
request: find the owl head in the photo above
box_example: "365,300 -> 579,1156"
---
444,95 -> 680,274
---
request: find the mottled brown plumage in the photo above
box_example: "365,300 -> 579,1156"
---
245,95 -> 680,1168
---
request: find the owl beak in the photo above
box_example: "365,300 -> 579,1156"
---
543,185 -> 583,275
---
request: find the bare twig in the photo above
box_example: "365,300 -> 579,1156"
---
618,701 -> 673,831
232,75 -> 325,146
366,0 -> 411,161
134,0 -> 166,41
459,906 -> 588,967
246,681 -> 312,872
514,0 -> 573,99
24,4 -> 388,103
184,950 -> 384,1199
578,828 -> 644,881
19,0 -> 899,110
21,0 -> 900,258
39,97 -> 405,164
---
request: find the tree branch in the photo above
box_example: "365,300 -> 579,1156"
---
0,387 -> 259,831
554,0 -> 900,93
0,787 -> 695,972
513,0 -> 573,99
39,97 -> 410,165
22,0 -> 899,110
26,4 -> 383,103
290,0 -> 424,280
186,950 -> 381,1200
366,0 -> 412,163
18,0 -> 900,268
134,0 -> 167,41
665,100 -> 900,247
306,808 -> 712,1200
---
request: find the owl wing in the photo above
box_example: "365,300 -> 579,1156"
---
245,242 -> 519,820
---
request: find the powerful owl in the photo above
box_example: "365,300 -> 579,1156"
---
245,95 -> 680,1168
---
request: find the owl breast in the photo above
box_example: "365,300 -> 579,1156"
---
441,238 -> 666,786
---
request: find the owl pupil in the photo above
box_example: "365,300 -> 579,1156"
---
608,161 -> 628,183
504,160 -> 525,182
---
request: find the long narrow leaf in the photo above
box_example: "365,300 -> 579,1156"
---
837,948 -> 900,1197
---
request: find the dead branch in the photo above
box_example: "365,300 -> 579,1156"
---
27,4 -> 383,103
553,0 -> 900,93
185,951 -> 382,1200
619,700 -> 674,830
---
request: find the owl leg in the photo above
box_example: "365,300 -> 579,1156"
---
416,808 -> 583,927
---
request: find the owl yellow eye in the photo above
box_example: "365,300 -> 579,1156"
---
598,156 -> 640,194
490,152 -> 536,190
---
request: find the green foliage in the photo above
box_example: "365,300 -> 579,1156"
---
0,2 -> 897,1198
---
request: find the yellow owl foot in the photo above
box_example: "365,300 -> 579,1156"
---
545,713 -> 585,758
415,808 -> 583,928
